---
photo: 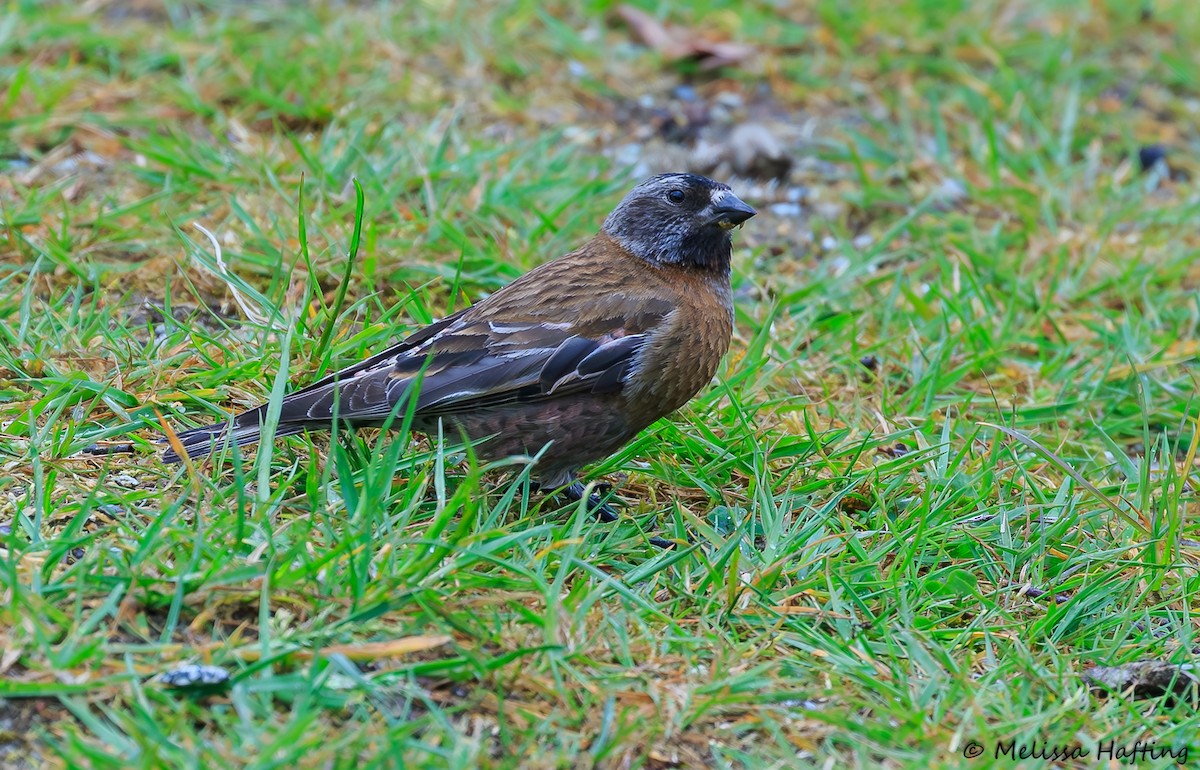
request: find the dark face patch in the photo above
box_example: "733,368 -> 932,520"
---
602,173 -> 754,272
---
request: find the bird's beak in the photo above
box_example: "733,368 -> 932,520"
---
709,191 -> 757,230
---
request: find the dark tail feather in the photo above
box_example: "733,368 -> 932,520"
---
161,407 -> 307,463
161,367 -> 405,463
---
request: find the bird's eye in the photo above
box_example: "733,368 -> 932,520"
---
666,189 -> 685,204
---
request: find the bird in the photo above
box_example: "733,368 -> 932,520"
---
163,173 -> 756,542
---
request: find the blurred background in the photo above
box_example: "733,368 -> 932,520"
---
3,1 -> 1200,767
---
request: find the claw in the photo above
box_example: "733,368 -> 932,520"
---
559,481 -> 675,548
563,481 -> 618,522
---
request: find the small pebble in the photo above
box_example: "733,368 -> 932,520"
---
768,202 -> 802,218
934,177 -> 968,205
110,473 -> 140,488
613,143 -> 642,167
727,123 -> 793,180
715,92 -> 744,109
160,664 -> 232,690
672,85 -> 697,102
1138,145 -> 1168,173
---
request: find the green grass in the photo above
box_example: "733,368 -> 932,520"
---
3,0 -> 1200,767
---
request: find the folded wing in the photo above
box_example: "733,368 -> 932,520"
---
162,303 -> 671,461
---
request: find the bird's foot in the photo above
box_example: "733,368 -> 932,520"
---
561,481 -> 675,548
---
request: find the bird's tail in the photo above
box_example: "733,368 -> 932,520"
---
160,352 -> 412,463
161,406 -> 307,463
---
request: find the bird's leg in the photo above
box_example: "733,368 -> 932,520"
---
561,481 -> 674,548
563,481 -> 618,522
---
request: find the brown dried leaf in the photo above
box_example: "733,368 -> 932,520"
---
615,4 -> 754,71
616,5 -> 686,59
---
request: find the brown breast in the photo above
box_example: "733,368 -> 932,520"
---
620,261 -> 734,429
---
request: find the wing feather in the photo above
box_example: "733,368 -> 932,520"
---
298,310 -> 669,423
178,297 -> 671,451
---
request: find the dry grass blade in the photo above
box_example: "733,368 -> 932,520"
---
311,635 -> 454,661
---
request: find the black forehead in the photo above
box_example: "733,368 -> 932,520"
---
641,173 -> 728,195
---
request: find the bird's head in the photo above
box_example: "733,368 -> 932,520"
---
602,173 -> 756,272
